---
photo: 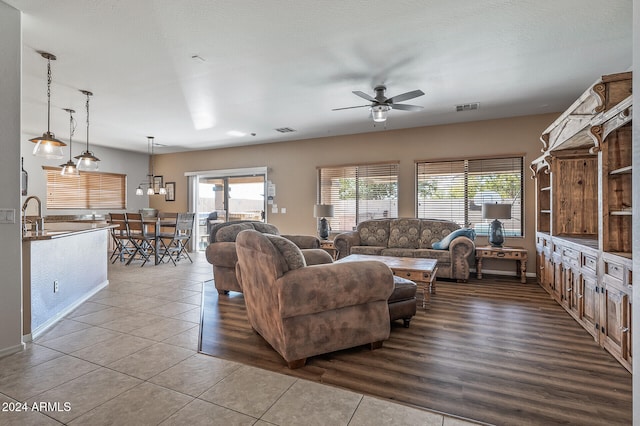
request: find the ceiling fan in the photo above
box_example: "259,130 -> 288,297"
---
333,85 -> 425,122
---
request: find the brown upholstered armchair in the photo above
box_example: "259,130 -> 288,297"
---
235,229 -> 395,368
205,220 -> 332,295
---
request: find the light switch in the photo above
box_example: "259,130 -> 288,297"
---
0,209 -> 16,224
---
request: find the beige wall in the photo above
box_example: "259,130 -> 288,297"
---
152,112 -> 558,273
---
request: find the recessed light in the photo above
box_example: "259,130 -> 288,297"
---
227,130 -> 246,137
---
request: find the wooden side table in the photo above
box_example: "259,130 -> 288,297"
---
320,240 -> 337,260
475,246 -> 528,283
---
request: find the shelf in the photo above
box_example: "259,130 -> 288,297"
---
609,165 -> 632,175
540,186 -> 551,192
610,210 -> 632,216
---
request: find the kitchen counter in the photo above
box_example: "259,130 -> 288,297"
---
22,223 -> 112,338
22,222 -> 115,241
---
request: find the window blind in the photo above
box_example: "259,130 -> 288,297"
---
319,162 -> 398,232
44,166 -> 127,209
416,156 -> 524,236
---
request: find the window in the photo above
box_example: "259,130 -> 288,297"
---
416,156 -> 524,237
318,162 -> 399,232
44,166 -> 127,209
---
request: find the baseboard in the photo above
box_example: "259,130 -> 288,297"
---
29,279 -> 109,340
0,342 -> 25,358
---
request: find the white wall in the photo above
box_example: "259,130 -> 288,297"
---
20,139 -> 150,216
0,1 -> 24,357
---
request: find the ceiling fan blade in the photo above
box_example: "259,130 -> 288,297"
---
387,89 -> 425,104
390,103 -> 423,111
332,104 -> 371,111
352,90 -> 377,102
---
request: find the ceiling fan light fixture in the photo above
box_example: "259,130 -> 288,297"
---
371,105 -> 390,122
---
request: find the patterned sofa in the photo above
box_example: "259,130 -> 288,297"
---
334,218 -> 475,281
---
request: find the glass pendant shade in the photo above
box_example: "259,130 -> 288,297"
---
30,52 -> 66,159
371,105 -> 389,122
136,186 -> 144,196
32,137 -> 65,159
159,186 -> 167,195
60,160 -> 80,176
147,186 -> 155,196
75,151 -> 100,171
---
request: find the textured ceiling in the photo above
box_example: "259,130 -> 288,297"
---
5,0 -> 633,154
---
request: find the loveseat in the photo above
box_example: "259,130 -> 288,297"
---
235,229 -> 395,368
205,220 -> 332,294
334,218 -> 475,281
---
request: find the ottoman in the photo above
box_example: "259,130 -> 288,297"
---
389,276 -> 417,327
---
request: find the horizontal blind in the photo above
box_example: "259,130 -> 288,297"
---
416,160 -> 467,226
45,167 -> 127,209
468,157 -> 523,237
416,156 -> 524,236
319,162 -> 398,232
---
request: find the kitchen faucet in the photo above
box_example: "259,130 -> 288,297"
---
22,195 -> 44,233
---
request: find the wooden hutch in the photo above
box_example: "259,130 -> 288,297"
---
531,71 -> 633,372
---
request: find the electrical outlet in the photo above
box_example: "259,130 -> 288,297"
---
54,280 -> 59,293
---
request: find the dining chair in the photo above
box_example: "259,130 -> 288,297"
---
108,212 -> 135,263
157,212 -> 195,265
125,212 -> 156,266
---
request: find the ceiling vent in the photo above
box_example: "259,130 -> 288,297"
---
275,127 -> 296,133
456,103 -> 480,112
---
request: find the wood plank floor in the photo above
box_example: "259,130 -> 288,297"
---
199,276 -> 632,425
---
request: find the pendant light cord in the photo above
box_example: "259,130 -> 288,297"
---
46,57 -> 52,133
85,92 -> 90,152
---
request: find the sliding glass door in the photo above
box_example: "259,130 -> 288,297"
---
194,173 -> 266,250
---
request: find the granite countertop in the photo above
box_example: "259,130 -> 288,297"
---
22,222 -> 115,241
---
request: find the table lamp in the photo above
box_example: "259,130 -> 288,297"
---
313,204 -> 334,240
482,203 -> 511,247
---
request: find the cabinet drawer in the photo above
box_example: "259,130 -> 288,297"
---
393,270 -> 433,282
605,260 -> 625,281
582,255 -> 597,273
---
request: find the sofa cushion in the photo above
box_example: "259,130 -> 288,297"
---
356,219 -> 390,246
419,220 -> 461,249
432,228 -> 476,250
414,248 -> 452,264
265,234 -> 306,272
351,246 -> 385,256
388,218 -> 421,249
381,248 -> 418,258
216,222 -> 256,242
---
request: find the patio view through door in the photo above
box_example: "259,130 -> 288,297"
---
194,173 -> 266,250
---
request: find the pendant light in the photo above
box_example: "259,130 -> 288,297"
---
29,51 -> 66,159
75,90 -> 100,171
60,108 -> 79,176
136,136 -> 166,195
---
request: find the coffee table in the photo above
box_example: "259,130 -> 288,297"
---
337,254 -> 437,309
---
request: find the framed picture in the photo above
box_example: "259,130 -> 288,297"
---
165,182 -> 175,201
153,175 -> 163,194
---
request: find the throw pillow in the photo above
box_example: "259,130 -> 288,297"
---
432,228 -> 476,250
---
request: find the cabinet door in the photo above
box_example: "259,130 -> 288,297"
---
560,263 -> 571,309
579,273 -> 599,340
552,257 -> 563,303
566,268 -> 581,320
600,286 -> 629,366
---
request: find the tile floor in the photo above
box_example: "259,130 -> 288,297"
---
0,252 -> 483,425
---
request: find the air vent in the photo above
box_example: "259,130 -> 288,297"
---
275,127 -> 296,133
456,103 -> 480,112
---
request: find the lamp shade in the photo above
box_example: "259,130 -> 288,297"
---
313,204 -> 334,218
482,203 -> 512,220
